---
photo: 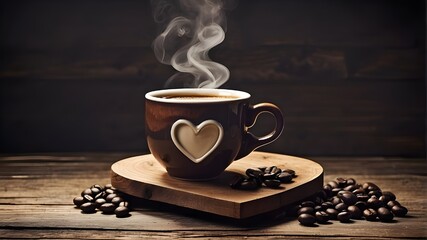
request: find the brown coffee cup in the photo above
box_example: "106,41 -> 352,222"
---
145,88 -> 284,180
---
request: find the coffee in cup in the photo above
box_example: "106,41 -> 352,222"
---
145,88 -> 284,180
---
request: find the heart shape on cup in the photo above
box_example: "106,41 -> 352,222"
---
171,119 -> 224,163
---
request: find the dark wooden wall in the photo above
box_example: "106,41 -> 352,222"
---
1,0 -> 425,157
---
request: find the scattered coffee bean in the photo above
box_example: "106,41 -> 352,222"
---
298,207 -> 315,216
263,179 -> 281,188
298,213 -> 316,226
80,202 -> 96,213
337,211 -> 351,223
229,166 -> 297,190
377,207 -> 394,222
111,196 -> 124,206
301,201 -> 315,208
100,202 -> 116,214
391,205 -> 408,217
94,198 -> 106,208
339,192 -> 357,206
291,177 -> 408,227
363,208 -> 378,221
347,205 -> 362,219
73,183 -> 133,217
335,202 -> 348,212
325,208 -> 339,220
81,188 -> 92,197
73,196 -> 86,207
277,172 -> 293,183
115,206 -> 130,218
315,211 -> 330,223
387,200 -> 401,209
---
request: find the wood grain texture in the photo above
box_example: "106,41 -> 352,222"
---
0,153 -> 426,239
111,152 -> 323,218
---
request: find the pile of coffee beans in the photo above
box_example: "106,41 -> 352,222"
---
73,184 -> 131,218
230,166 -> 296,190
293,177 -> 408,226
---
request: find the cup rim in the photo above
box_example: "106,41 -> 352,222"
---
145,88 -> 251,103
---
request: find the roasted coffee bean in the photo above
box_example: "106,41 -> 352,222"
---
80,202 -> 96,213
94,198 -> 106,208
73,196 -> 86,207
391,205 -> 408,217
277,172 -> 293,183
356,194 -> 369,202
363,208 -> 378,221
105,188 -> 116,195
337,211 -> 351,223
99,203 -> 116,214
382,191 -> 396,201
94,191 -> 105,200
337,190 -> 352,197
119,201 -> 130,208
347,205 -> 362,219
246,168 -> 263,178
330,196 -> 342,206
262,173 -> 276,180
91,184 -> 103,190
300,201 -> 315,208
321,202 -> 334,210
368,190 -> 382,198
346,178 -> 356,185
314,205 -> 323,212
315,211 -> 330,223
81,188 -> 93,197
90,187 -> 101,196
335,202 -> 348,212
325,208 -> 339,220
298,207 -> 315,216
336,177 -> 347,188
355,201 -> 367,211
387,200 -> 401,209
298,213 -> 316,226
377,207 -> 394,222
83,194 -> 94,202
105,193 -> 118,202
282,169 -> 296,177
327,181 -> 339,189
367,196 -> 384,209
379,195 -> 392,203
230,176 -> 245,189
363,182 -> 381,192
343,185 -> 357,192
323,185 -> 333,197
104,184 -> 116,190
115,206 -> 130,218
340,192 -> 357,206
239,178 -> 260,190
352,188 -> 365,195
111,196 -> 124,206
263,179 -> 281,188
332,188 -> 342,196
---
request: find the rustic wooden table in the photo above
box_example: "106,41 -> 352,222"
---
1,152 -> 426,239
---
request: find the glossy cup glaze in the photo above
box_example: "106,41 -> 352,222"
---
145,88 -> 284,180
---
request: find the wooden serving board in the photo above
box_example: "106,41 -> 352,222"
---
111,151 -> 323,219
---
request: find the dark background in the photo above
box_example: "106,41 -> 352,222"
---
1,0 -> 425,157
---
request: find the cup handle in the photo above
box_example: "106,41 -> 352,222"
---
235,103 -> 284,159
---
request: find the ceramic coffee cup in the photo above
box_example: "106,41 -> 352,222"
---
145,88 -> 284,180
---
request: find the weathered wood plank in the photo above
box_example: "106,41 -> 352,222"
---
0,154 -> 426,238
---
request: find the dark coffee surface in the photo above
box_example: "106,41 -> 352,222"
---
162,95 -> 239,100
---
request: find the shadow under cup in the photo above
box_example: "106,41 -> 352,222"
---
145,89 -> 284,180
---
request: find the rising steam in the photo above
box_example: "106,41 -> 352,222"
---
151,0 -> 230,88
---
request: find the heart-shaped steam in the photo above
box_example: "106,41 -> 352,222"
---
171,119 -> 223,163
